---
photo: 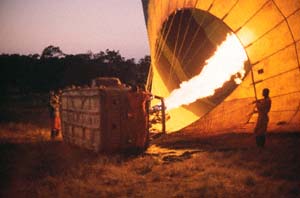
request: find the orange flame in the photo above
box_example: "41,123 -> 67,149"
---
165,33 -> 247,110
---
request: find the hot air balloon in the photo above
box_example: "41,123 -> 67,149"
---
142,0 -> 300,133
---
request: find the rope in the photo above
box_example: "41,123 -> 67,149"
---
146,66 -> 153,92
175,6 -> 199,72
153,0 -> 170,62
154,9 -> 176,66
182,0 -> 239,69
180,11 -> 207,67
250,67 -> 258,101
167,5 -> 185,87
183,19 -> 226,70
178,0 -> 202,56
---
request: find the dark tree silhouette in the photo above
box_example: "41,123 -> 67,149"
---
0,48 -> 151,96
137,55 -> 151,84
103,49 -> 124,64
41,45 -> 65,59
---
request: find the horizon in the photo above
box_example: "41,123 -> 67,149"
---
0,0 -> 150,60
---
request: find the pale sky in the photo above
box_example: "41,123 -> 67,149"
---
0,0 -> 150,60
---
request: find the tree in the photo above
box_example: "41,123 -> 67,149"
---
103,49 -> 125,64
41,45 -> 65,59
138,55 -> 151,75
137,55 -> 151,84
138,55 -> 151,66
29,53 -> 40,59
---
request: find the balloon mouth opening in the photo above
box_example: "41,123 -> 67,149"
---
150,8 -> 250,132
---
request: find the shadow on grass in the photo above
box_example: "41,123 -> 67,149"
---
151,132 -> 300,182
0,106 -> 50,128
0,139 -> 119,197
152,132 -> 300,151
0,136 -> 147,197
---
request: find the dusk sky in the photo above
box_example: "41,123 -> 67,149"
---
0,0 -> 150,60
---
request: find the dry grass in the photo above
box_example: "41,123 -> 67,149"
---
0,110 -> 299,197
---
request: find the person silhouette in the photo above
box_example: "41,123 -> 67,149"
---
253,88 -> 272,147
49,90 -> 61,139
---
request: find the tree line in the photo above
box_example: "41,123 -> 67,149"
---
0,45 -> 150,96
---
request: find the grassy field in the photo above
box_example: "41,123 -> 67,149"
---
0,107 -> 299,197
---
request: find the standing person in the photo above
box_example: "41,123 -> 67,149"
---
253,88 -> 272,147
49,91 -> 61,139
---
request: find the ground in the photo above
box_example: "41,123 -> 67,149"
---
0,107 -> 299,198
